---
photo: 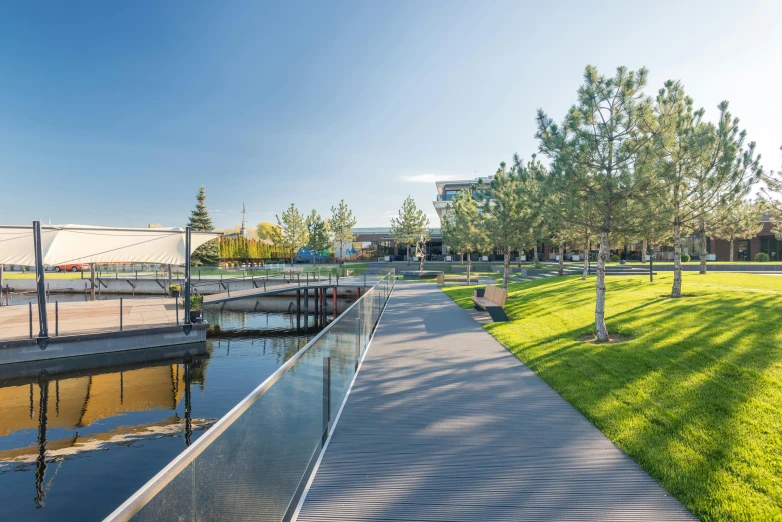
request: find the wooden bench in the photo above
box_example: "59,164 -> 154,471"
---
470,284 -> 509,322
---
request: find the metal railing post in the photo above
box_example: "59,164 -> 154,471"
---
356,307 -> 361,369
322,356 -> 331,444
55,301 -> 59,336
29,302 -> 33,339
176,299 -> 179,326
120,298 -> 123,332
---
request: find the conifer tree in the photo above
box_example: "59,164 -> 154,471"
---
653,82 -> 761,294
188,186 -> 219,266
537,65 -> 659,341
273,204 -> 309,265
481,163 -> 526,290
329,200 -> 357,261
441,190 -> 487,281
306,210 -> 331,256
390,196 -> 430,266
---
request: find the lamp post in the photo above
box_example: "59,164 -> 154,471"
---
184,226 -> 192,325
649,245 -> 654,283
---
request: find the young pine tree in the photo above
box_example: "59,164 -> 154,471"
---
188,186 -> 220,266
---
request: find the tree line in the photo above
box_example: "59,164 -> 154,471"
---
442,65 -> 775,342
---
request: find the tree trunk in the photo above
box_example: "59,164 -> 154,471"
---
672,221 -> 683,297
407,245 -> 411,265
467,254 -> 471,287
595,228 -> 609,342
533,245 -> 539,268
699,227 -> 707,275
503,246 -> 510,291
641,239 -> 647,263
558,244 -> 564,276
461,252 -> 464,265
418,243 -> 425,271
582,238 -> 589,280
517,250 -> 522,268
729,238 -> 734,262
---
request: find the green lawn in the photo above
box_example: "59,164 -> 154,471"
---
443,273 -> 782,522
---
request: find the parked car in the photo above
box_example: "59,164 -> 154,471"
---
51,264 -> 90,273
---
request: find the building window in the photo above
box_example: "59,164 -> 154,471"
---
759,236 -> 779,261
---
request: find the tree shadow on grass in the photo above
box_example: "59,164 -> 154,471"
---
488,281 -> 782,521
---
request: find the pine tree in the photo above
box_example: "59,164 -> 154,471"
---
306,210 -> 331,256
537,65 -> 659,341
390,196 -> 430,267
329,200 -> 357,260
273,203 -> 309,265
441,189 -> 487,283
481,163 -> 526,290
653,82 -> 761,294
188,186 -> 219,266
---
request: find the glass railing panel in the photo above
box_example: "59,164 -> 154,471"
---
108,270 -> 394,522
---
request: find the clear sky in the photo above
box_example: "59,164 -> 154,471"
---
1,0 -> 780,230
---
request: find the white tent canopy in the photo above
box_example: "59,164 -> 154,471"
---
0,225 -> 221,266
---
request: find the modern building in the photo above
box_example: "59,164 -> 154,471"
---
350,227 -> 444,261
433,177 -> 491,221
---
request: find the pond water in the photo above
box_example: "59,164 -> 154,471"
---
0,300 -> 344,521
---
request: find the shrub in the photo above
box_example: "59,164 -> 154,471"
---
169,284 -> 181,292
185,294 -> 204,312
681,253 -> 691,262
610,255 -> 620,263
755,252 -> 770,262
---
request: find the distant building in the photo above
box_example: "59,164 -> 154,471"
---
433,177 -> 491,222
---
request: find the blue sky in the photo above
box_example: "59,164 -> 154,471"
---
1,0 -> 780,229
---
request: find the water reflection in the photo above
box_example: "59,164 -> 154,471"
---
0,307 -> 332,521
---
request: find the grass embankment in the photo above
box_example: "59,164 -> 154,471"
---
443,273 -> 782,522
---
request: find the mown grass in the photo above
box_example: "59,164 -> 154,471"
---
443,273 -> 782,522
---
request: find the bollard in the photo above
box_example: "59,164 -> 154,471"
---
120,298 -> 123,332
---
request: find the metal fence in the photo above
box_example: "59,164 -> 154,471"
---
104,269 -> 395,522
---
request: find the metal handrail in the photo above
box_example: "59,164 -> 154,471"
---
103,269 -> 395,522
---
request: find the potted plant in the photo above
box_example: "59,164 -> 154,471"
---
169,284 -> 181,298
188,294 -> 204,323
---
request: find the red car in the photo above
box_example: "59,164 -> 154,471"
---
52,264 -> 90,273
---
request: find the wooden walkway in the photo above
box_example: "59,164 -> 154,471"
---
0,299 -> 178,342
296,282 -> 694,521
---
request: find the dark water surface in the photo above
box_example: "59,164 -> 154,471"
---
0,302 -> 337,521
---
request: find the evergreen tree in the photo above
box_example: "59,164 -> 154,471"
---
441,190 -> 488,283
537,65 -> 659,341
188,186 -> 219,266
481,162 -> 527,290
329,200 -> 357,260
390,196 -> 430,266
273,203 -> 309,265
653,82 -> 761,295
306,210 -> 331,256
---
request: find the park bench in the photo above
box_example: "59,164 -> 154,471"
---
470,284 -> 509,322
